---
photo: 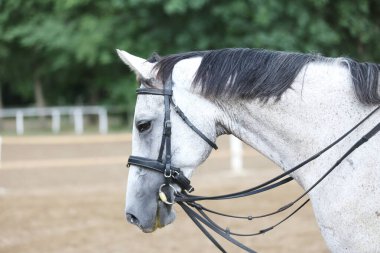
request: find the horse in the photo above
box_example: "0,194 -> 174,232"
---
117,48 -> 380,253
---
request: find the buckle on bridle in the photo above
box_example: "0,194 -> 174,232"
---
164,166 -> 172,178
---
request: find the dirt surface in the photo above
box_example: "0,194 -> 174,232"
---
0,134 -> 329,253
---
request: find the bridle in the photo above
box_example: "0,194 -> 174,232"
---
127,76 -> 380,253
127,77 -> 218,196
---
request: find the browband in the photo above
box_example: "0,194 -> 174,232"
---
136,88 -> 173,96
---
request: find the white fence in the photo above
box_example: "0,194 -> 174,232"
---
0,106 -> 108,135
0,107 -> 244,172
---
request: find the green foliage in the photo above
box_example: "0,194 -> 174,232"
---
0,0 -> 379,114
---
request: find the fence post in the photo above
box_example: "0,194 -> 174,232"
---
230,135 -> 243,173
98,108 -> 108,134
73,108 -> 84,135
16,110 -> 24,135
51,109 -> 61,134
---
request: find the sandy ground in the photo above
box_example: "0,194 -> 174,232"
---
0,134 -> 329,253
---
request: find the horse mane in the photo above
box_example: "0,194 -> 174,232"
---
151,48 -> 380,104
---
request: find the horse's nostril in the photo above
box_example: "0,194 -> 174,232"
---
126,213 -> 140,226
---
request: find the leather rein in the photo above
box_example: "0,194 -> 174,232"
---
127,77 -> 380,253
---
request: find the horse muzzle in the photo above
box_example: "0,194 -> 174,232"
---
126,201 -> 176,233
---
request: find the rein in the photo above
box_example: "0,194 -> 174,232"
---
127,77 -> 380,253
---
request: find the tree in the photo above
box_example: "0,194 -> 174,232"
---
0,0 -> 379,117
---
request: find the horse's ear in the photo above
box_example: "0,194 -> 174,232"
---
116,49 -> 154,79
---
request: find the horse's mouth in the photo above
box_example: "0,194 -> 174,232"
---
155,200 -> 176,229
126,201 -> 176,233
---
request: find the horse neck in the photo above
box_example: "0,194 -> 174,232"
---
217,63 -> 376,188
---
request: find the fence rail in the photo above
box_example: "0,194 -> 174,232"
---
0,107 -> 244,172
0,106 -> 108,135
0,134 -> 244,172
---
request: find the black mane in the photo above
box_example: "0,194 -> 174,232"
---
152,48 -> 380,104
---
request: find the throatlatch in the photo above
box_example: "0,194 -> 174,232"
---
127,76 -> 380,253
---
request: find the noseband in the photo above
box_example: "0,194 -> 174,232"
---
127,77 -> 380,253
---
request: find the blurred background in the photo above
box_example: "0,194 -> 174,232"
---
0,0 -> 379,252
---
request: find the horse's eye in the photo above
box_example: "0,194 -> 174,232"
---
137,121 -> 152,133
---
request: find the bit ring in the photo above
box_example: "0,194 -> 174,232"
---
158,184 -> 177,205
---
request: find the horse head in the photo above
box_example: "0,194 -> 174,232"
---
117,49 -> 220,232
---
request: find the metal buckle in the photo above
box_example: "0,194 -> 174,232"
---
164,167 -> 172,178
158,184 -> 177,205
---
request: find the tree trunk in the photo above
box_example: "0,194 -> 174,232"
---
34,76 -> 46,108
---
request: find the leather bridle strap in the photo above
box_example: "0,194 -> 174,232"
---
175,121 -> 380,252
185,198 -> 310,237
179,202 -> 227,253
162,77 -> 173,182
182,120 -> 380,220
136,88 -> 173,96
177,105 -> 380,203
127,156 -> 194,192
178,202 -> 258,253
175,121 -> 380,253
171,98 -> 218,150
174,107 -> 379,253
